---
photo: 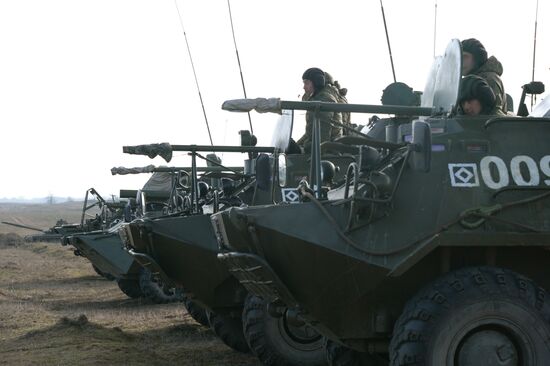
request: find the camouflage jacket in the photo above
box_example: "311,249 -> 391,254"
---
326,84 -> 351,131
473,56 -> 507,114
297,85 -> 343,152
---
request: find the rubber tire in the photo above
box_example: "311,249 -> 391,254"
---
326,340 -> 387,366
182,292 -> 209,327
390,266 -> 550,365
91,264 -> 115,281
326,340 -> 359,366
138,268 -> 183,304
116,278 -> 143,299
207,310 -> 250,353
243,294 -> 326,366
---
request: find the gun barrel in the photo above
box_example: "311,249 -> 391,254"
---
112,166 -> 244,175
170,145 -> 275,153
1,221 -> 45,232
279,100 -> 434,116
122,144 -> 275,155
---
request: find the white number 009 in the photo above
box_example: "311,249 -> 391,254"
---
480,155 -> 550,189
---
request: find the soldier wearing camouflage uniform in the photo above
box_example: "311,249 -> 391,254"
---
461,39 -> 507,114
458,75 -> 505,116
297,67 -> 344,152
325,72 -> 352,131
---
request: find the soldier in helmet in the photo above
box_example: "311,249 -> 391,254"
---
325,72 -> 352,132
458,75 -> 504,116
461,38 -> 507,114
296,67 -> 343,153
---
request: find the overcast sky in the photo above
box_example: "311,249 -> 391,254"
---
1,0 -> 548,199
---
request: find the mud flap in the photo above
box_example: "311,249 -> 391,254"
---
218,252 -> 299,308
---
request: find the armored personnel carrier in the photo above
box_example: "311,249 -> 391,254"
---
63,172 -> 189,302
212,40 -> 550,365
1,188 -> 125,244
120,116 -> 370,363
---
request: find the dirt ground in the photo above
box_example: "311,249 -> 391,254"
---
0,203 -> 260,365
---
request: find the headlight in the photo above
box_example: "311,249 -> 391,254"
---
211,213 -> 231,250
118,225 -> 132,249
321,160 -> 336,185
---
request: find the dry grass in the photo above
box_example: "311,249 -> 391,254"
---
0,203 -> 260,365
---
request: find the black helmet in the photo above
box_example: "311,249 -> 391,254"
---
459,75 -> 496,114
302,67 -> 326,91
461,38 -> 488,70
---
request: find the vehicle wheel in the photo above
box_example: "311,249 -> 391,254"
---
243,294 -> 326,366
326,340 -> 359,366
182,291 -> 209,326
138,268 -> 183,304
207,310 -> 250,353
91,264 -> 115,281
390,266 -> 550,365
326,340 -> 387,366
116,278 -> 143,299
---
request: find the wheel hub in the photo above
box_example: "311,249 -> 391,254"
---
277,311 -> 323,351
457,329 -> 519,366
151,274 -> 175,296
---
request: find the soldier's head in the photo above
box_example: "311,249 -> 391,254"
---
459,75 -> 496,116
461,38 -> 488,75
325,71 -> 348,97
302,67 -> 325,96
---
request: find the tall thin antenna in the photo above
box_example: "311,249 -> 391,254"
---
379,0 -> 397,83
531,0 -> 539,109
174,0 -> 214,145
227,0 -> 254,134
433,0 -> 438,58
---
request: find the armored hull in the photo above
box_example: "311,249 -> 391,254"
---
121,152 -> 356,313
214,117 -> 550,350
67,222 -> 141,280
124,214 -> 245,312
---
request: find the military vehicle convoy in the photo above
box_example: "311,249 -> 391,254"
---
64,148 -> 287,304
118,134 -> 357,360
116,91 -> 433,365
211,40 -> 550,365
24,34 -> 548,365
62,168 -> 201,302
1,187 -> 125,244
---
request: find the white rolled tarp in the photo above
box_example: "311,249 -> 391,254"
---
222,98 -> 282,114
111,165 -> 156,175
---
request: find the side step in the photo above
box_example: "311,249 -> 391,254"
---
218,252 -> 298,308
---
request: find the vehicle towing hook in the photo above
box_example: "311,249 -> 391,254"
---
459,204 -> 503,229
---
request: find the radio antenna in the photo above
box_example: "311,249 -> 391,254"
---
379,0 -> 397,83
227,0 -> 254,134
174,0 -> 214,145
531,0 -> 539,109
433,0 -> 438,58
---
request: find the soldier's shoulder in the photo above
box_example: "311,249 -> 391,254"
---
313,87 -> 339,102
475,56 -> 504,77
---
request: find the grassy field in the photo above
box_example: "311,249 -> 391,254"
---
0,201 -> 90,236
0,203 -> 260,365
